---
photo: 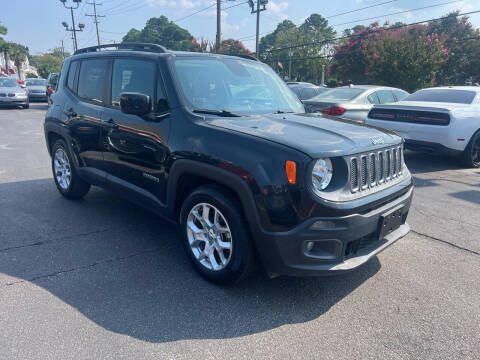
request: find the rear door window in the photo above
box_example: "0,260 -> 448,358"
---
77,58 -> 108,103
377,90 -> 396,104
367,92 -> 380,104
393,90 -> 409,101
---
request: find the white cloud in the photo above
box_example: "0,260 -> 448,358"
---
268,1 -> 289,20
147,0 -> 207,10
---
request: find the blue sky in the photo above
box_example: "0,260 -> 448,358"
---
2,0 -> 479,54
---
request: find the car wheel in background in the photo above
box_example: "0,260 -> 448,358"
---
180,185 -> 256,285
461,130 -> 480,168
51,139 -> 91,198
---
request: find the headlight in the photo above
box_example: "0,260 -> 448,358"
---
15,93 -> 26,97
312,158 -> 333,193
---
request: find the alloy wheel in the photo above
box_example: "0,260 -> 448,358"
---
472,133 -> 480,164
186,203 -> 233,271
53,148 -> 72,190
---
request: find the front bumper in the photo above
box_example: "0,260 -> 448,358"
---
258,185 -> 413,277
404,139 -> 462,156
28,93 -> 47,100
0,97 -> 28,106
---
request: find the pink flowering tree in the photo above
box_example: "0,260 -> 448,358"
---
331,23 -> 449,92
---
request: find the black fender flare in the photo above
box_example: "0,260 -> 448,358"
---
166,160 -> 262,228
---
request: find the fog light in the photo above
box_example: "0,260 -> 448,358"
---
305,241 -> 314,252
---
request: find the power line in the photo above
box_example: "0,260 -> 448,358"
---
266,9 -> 480,54
173,2 -> 217,23
331,0 -> 463,28
104,0 -> 148,16
236,0 -> 400,41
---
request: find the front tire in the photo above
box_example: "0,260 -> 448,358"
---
180,185 -> 256,285
461,130 -> 480,168
23,102 -> 29,109
51,139 -> 91,199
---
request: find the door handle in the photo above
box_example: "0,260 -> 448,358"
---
103,118 -> 119,129
63,108 -> 77,118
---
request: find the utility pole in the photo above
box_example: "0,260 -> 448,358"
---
288,48 -> 293,80
86,1 -> 105,46
248,0 -> 267,58
321,64 -> 325,86
61,40 -> 65,59
216,0 -> 221,52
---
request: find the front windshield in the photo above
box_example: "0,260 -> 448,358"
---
26,79 -> 47,86
0,78 -> 20,88
172,57 -> 304,115
311,88 -> 364,101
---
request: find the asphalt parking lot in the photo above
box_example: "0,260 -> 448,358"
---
0,103 -> 479,360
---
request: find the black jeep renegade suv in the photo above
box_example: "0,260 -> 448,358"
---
44,43 -> 413,284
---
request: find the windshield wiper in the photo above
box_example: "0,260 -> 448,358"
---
193,109 -> 242,117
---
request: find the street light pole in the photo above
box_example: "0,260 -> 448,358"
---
62,20 -> 84,52
60,0 -> 82,51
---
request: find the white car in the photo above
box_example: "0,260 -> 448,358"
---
365,86 -> 480,167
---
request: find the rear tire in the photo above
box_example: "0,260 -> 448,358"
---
461,130 -> 480,168
51,139 -> 91,199
180,185 -> 256,285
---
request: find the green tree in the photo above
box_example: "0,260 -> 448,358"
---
7,42 -> 29,79
30,52 -> 64,79
259,15 -> 336,83
122,16 -> 197,51
0,21 -> 8,73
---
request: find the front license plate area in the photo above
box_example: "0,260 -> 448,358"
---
378,205 -> 404,240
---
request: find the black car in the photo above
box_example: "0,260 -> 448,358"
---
46,73 -> 59,106
44,43 -> 413,284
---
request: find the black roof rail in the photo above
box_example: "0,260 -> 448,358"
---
74,43 -> 168,55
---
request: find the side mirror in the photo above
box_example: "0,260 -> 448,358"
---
20,84 -> 26,89
120,92 -> 152,116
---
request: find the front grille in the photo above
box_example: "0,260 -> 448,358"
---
0,93 -> 6,97
8,93 -> 15,97
350,145 -> 403,193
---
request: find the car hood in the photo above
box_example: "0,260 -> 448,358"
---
207,113 -> 401,158
0,86 -> 23,93
27,85 -> 46,91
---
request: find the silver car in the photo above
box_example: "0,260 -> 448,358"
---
303,85 -> 409,122
26,78 -> 48,102
0,77 -> 29,109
